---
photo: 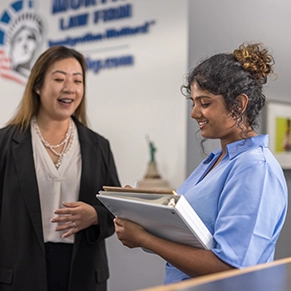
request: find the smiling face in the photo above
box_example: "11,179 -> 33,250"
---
37,57 -> 84,122
190,82 -> 244,146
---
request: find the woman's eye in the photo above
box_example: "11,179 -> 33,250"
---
201,103 -> 210,108
55,78 -> 64,82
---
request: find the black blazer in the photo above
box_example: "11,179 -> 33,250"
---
0,120 -> 120,291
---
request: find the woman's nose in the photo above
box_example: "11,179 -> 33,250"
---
63,79 -> 74,93
190,105 -> 199,119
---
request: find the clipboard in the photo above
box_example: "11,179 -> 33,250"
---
102,186 -> 177,195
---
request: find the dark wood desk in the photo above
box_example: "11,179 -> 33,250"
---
137,257 -> 291,291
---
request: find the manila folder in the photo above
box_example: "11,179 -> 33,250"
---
97,189 -> 214,250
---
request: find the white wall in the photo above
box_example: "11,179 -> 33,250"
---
0,0 -> 188,190
0,1 -> 189,291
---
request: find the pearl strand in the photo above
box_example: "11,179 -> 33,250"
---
32,117 -> 75,169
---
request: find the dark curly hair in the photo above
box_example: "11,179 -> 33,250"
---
182,43 -> 275,138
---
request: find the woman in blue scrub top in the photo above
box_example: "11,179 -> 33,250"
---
114,43 -> 288,284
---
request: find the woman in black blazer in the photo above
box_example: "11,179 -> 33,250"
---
0,46 -> 120,291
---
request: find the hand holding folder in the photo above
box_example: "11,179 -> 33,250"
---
97,187 -> 214,250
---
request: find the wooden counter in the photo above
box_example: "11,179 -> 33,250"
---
136,257 -> 291,291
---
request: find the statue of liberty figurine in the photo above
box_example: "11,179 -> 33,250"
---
149,138 -> 156,163
137,135 -> 171,189
145,136 -> 161,179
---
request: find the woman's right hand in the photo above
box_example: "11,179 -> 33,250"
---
114,217 -> 147,248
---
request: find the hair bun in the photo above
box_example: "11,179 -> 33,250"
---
233,43 -> 274,84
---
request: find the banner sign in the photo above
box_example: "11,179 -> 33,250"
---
0,0 -> 157,84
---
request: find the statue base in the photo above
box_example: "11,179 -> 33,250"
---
137,178 -> 171,190
144,161 -> 161,179
138,161 -> 172,190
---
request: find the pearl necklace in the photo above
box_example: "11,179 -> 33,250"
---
32,117 -> 74,169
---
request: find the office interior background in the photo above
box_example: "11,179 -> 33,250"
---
0,0 -> 290,290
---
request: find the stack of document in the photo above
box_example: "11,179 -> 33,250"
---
97,186 -> 214,250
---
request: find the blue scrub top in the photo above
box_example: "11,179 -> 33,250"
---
164,135 -> 288,284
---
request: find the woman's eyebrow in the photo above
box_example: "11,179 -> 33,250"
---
193,96 -> 212,101
52,70 -> 83,76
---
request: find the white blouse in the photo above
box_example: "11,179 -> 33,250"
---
31,120 -> 81,244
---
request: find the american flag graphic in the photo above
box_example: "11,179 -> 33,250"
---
0,48 -> 27,84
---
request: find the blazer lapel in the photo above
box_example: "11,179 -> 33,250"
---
76,121 -> 102,203
71,122 -> 102,252
12,128 -> 45,253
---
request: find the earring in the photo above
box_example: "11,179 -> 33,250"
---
36,90 -> 40,95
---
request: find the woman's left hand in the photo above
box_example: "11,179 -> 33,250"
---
51,201 -> 98,238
